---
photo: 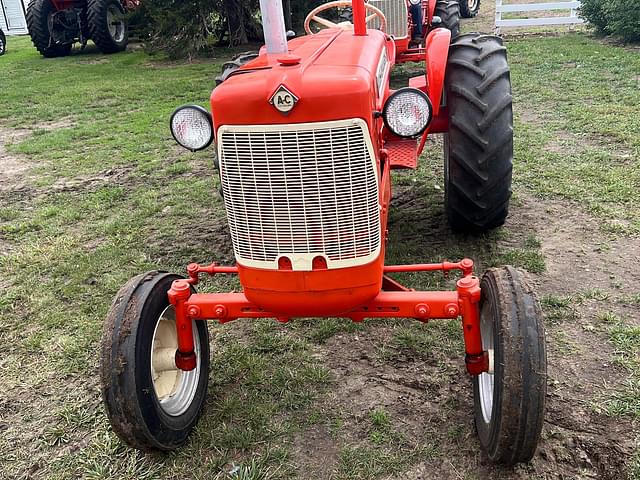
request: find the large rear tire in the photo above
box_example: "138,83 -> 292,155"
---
459,0 -> 481,18
26,0 -> 73,58
443,34 -> 513,233
473,267 -> 546,464
100,272 -> 210,451
434,0 -> 460,39
87,0 -> 128,54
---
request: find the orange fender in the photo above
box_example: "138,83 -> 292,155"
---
425,27 -> 451,115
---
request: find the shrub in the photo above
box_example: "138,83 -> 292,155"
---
580,0 -> 640,43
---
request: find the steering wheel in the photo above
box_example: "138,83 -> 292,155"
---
304,1 -> 387,35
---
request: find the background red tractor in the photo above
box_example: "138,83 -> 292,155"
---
26,0 -> 138,57
100,0 -> 546,465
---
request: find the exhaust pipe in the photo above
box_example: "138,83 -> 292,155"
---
259,0 -> 289,54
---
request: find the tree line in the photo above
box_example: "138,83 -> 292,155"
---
133,0 -> 328,58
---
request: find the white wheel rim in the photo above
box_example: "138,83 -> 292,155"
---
468,0 -> 479,11
151,306 -> 201,416
478,303 -> 495,424
107,5 -> 125,43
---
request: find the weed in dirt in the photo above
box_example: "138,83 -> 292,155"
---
580,288 -> 612,301
541,294 -> 579,324
592,316 -> 640,420
336,443 -> 435,480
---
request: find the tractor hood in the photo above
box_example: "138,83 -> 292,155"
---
210,29 -> 392,134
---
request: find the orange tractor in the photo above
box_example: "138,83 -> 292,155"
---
101,0 -> 546,465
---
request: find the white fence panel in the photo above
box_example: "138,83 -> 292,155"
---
495,0 -> 584,33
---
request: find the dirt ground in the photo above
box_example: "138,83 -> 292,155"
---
1,6 -> 638,479
286,6 -> 640,478
289,192 -> 639,479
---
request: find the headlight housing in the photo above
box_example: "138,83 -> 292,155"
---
170,105 -> 213,151
382,88 -> 432,138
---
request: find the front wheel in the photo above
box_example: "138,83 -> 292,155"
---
473,267 -> 546,464
100,272 -> 210,451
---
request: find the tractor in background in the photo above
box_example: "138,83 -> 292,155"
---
100,0 -> 546,465
305,0 -> 462,63
26,0 -> 138,57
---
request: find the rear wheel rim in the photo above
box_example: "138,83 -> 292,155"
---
151,306 -> 201,416
107,5 -> 125,43
478,302 -> 495,424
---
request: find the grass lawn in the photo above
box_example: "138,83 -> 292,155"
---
0,32 -> 639,479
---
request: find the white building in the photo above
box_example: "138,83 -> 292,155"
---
1,0 -> 29,35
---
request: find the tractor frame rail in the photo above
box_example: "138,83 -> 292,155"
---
168,259 -> 488,376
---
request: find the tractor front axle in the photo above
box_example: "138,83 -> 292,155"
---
167,259 -> 489,375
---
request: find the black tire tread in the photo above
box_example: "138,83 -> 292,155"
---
444,33 -> 513,232
0,29 -> 6,55
87,0 -> 127,54
434,0 -> 461,39
26,0 -> 73,57
475,267 -> 546,464
100,271 -> 209,451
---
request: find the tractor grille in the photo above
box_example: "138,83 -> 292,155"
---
368,0 -> 409,39
218,119 -> 381,271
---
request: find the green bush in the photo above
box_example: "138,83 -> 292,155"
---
580,0 -> 640,43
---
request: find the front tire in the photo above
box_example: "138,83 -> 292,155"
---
0,29 -> 6,55
473,267 -> 546,464
26,0 -> 73,58
100,272 -> 210,451
444,34 -> 513,232
87,0 -> 128,54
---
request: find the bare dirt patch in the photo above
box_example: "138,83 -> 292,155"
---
289,191 -> 638,479
0,126 -> 33,192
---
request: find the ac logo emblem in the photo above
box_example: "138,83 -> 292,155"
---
270,85 -> 299,115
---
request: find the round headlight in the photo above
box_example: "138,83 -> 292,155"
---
170,105 -> 213,151
382,88 -> 432,138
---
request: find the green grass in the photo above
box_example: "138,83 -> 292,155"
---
592,315 -> 640,420
508,35 -> 640,233
1,31 -> 639,479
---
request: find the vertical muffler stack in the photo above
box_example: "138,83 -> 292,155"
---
259,0 -> 288,54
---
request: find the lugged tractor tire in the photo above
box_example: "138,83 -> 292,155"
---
443,33 -> 513,232
215,51 -> 259,85
0,29 -> 6,56
26,0 -> 73,58
87,0 -> 128,54
434,0 -> 460,39
459,0 -> 481,18
473,266 -> 546,464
